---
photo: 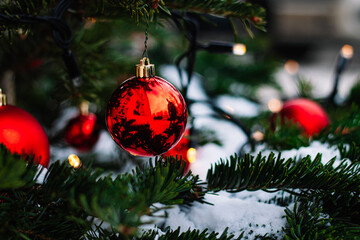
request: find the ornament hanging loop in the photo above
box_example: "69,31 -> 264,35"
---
142,28 -> 149,59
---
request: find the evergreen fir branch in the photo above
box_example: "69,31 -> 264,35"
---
206,152 -> 360,194
317,106 -> 360,147
165,0 -> 266,32
283,201 -> 360,239
0,144 -> 37,190
338,142 -> 360,162
138,227 -> 244,240
263,115 -> 310,151
43,157 -> 201,236
321,191 -> 360,225
0,0 -> 265,28
0,156 -> 203,238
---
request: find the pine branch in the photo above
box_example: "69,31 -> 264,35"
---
284,201 -> 360,239
0,0 -> 265,26
138,227 -> 244,240
165,0 -> 266,32
0,152 -> 203,239
0,144 -> 37,190
42,157 -> 202,236
206,152 -> 360,194
338,142 -> 360,162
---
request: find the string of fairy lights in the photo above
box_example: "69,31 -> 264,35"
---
0,1 -> 354,169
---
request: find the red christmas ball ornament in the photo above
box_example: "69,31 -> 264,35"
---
279,98 -> 329,136
106,58 -> 187,157
64,102 -> 100,151
0,89 -> 50,167
163,129 -> 194,172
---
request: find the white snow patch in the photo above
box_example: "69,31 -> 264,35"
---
216,95 -> 260,117
254,141 -> 343,167
162,192 -> 286,239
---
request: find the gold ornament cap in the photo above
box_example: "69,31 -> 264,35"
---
136,57 -> 155,78
79,101 -> 90,115
0,89 -> 7,106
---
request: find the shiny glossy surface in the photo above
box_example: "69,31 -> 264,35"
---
106,76 -> 187,157
64,113 -> 100,151
163,129 -> 191,172
280,98 -> 329,136
0,105 -> 50,167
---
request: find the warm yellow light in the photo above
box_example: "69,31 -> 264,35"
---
187,148 -> 197,163
233,44 -> 246,56
84,17 -> 97,29
341,44 -> 353,59
252,131 -> 264,141
223,105 -> 235,114
268,98 -> 283,113
68,154 -> 81,169
284,60 -> 299,75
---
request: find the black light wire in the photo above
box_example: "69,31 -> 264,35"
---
171,12 -> 254,154
0,0 -> 80,81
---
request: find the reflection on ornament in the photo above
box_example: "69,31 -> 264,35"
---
279,98 -> 329,136
106,58 -> 187,157
68,154 -> 81,169
163,129 -> 194,172
0,89 -> 50,167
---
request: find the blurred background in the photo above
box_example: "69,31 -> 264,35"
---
1,0 -> 360,171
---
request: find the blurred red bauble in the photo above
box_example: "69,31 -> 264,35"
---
64,112 -> 100,151
279,98 -> 329,136
163,129 -> 193,172
106,58 -> 187,157
0,91 -> 50,167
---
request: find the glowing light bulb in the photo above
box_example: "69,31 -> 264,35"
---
284,60 -> 299,75
68,154 -> 81,169
233,44 -> 246,56
252,131 -> 264,141
187,148 -> 197,163
341,45 -> 353,59
268,98 -> 283,113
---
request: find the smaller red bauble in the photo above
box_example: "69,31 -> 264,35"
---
106,58 -> 187,157
279,98 -> 329,136
64,113 -> 100,151
163,129 -> 191,172
0,102 -> 50,167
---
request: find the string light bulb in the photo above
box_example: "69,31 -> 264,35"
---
340,44 -> 353,59
68,154 -> 81,169
284,60 -> 299,75
252,131 -> 264,141
232,43 -> 246,56
186,148 -> 197,163
268,98 -> 283,113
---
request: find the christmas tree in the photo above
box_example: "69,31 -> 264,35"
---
1,0 -> 360,239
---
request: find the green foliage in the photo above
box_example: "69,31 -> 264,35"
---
348,78 -> 360,106
284,201 -> 360,239
263,116 -> 310,151
139,227 -> 244,240
195,49 -> 278,98
0,144 -> 37,190
206,152 -> 360,194
317,105 -> 360,147
338,142 -> 360,162
0,152 -> 204,239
